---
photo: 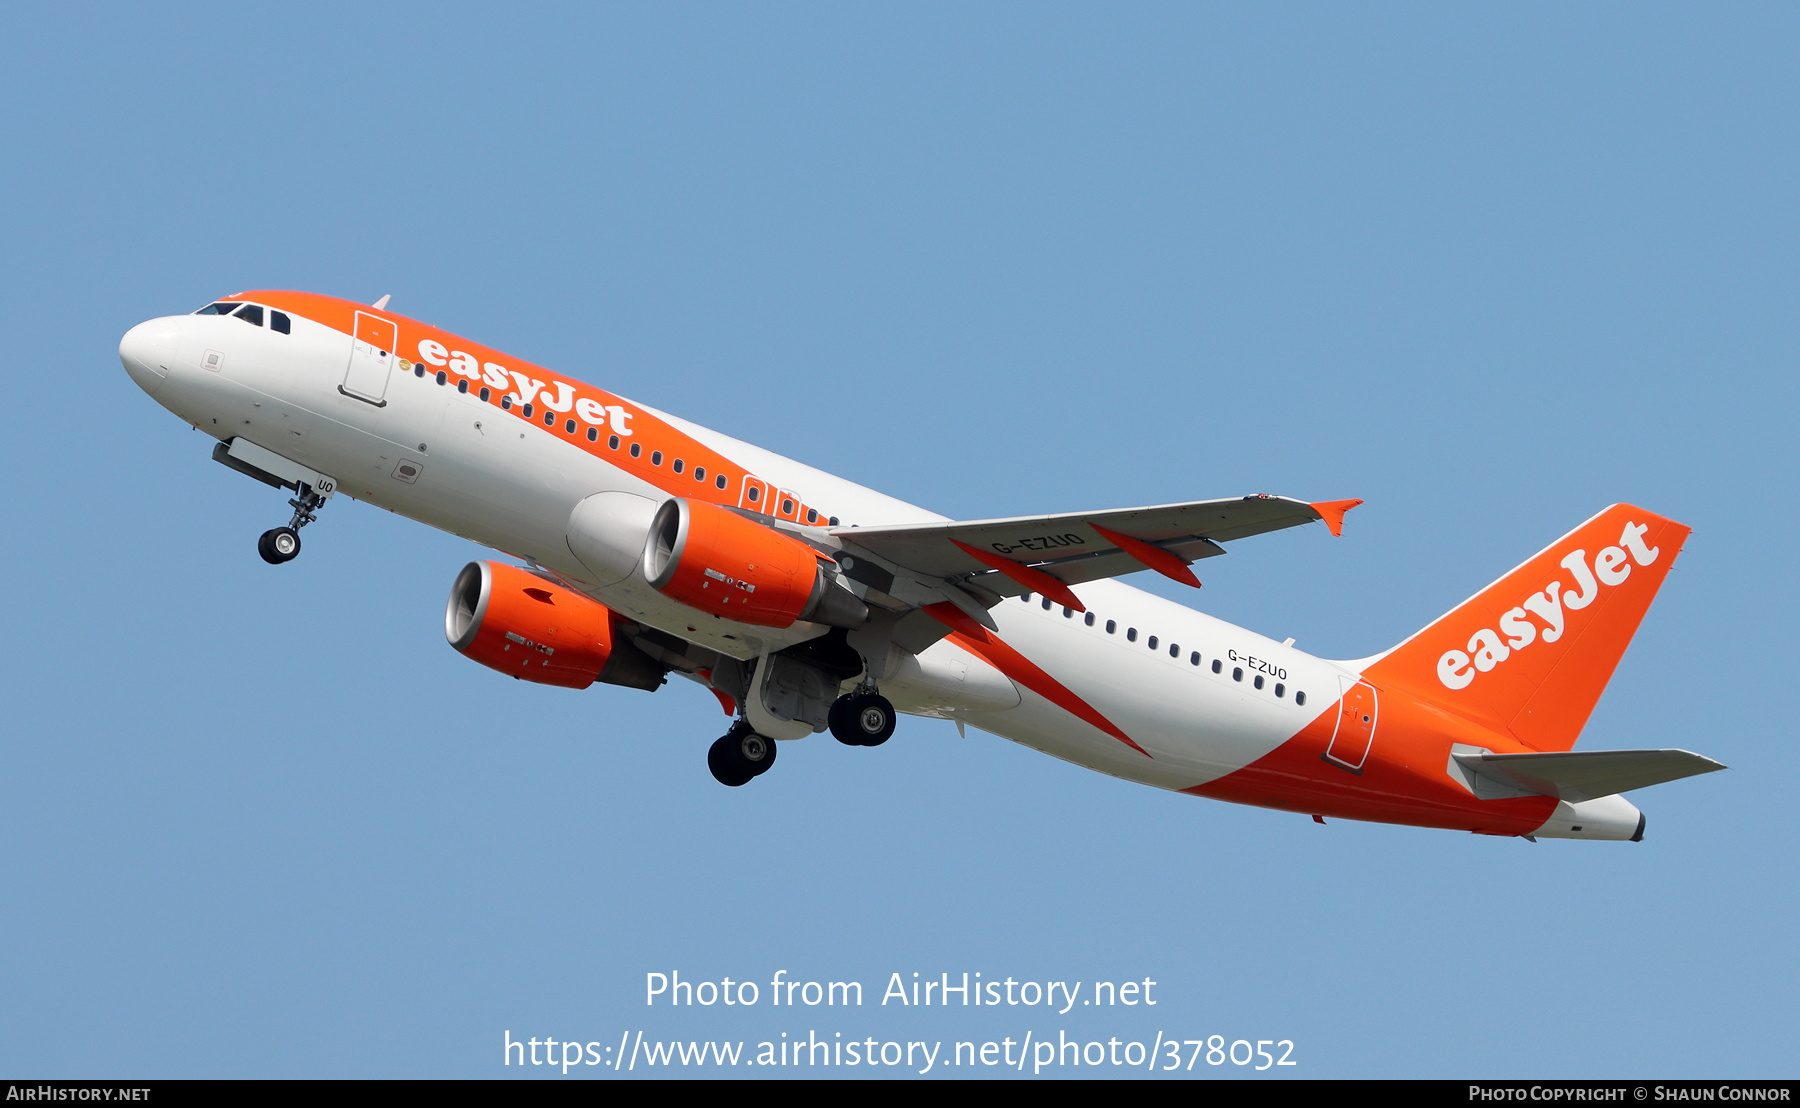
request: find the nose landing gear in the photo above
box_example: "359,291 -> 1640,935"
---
258,482 -> 328,565
707,721 -> 779,787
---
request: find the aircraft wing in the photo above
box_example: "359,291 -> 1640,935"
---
824,494 -> 1360,633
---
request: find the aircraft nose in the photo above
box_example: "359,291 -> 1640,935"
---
119,318 -> 181,396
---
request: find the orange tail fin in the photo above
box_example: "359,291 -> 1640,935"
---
1362,505 -> 1690,752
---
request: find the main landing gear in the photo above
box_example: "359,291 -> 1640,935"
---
708,721 -> 778,787
830,686 -> 896,747
258,483 -> 328,565
704,671 -> 897,787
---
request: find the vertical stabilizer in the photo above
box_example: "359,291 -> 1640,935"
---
1362,505 -> 1689,752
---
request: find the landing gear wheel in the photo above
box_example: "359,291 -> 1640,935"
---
832,692 -> 895,747
708,723 -> 776,786
258,527 -> 301,564
255,481 -> 328,565
707,734 -> 753,787
739,729 -> 778,777
829,697 -> 855,745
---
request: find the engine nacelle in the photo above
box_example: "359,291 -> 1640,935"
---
642,498 -> 868,629
445,561 -> 664,690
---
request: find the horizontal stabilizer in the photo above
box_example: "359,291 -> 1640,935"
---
1452,748 -> 1725,803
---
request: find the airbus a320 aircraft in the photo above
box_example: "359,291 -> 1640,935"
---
120,292 -> 1723,839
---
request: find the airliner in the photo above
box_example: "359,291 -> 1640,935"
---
119,291 -> 1723,839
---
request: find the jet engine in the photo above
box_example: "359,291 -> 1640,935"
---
445,561 -> 665,690
642,498 -> 868,629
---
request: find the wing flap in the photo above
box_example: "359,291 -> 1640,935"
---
831,494 -> 1345,588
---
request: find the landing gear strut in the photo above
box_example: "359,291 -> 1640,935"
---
708,720 -> 778,787
830,686 -> 896,747
258,482 -> 327,565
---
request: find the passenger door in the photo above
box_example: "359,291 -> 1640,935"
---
1324,678 -> 1379,773
340,311 -> 397,405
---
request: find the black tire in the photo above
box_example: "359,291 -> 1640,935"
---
259,527 -> 300,564
843,693 -> 895,747
828,697 -> 861,746
707,734 -> 753,787
739,730 -> 778,777
258,527 -> 301,564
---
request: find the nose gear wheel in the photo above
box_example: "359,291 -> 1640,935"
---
257,482 -> 328,565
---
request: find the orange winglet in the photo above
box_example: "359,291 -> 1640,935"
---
950,539 -> 1085,613
1089,524 -> 1202,588
1310,498 -> 1364,537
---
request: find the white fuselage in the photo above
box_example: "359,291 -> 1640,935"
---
122,304 -> 1349,795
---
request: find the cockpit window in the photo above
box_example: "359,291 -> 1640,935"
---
270,310 -> 291,334
232,304 -> 264,326
195,301 -> 242,315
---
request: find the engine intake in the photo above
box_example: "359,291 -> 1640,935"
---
445,561 -> 664,690
642,498 -> 868,629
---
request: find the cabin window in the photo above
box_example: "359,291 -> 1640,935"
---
458,380 -> 469,394
522,403 -> 533,417
1295,691 -> 1306,706
1274,683 -> 1285,698
436,370 -> 448,385
544,411 -> 556,426
1127,628 -> 1138,642
1106,620 -> 1116,634
415,365 -> 426,378
1020,593 -> 1032,602
1063,607 -> 1074,618
748,487 -> 760,503
1254,675 -> 1265,690
695,467 -> 705,482
715,474 -> 727,489
806,508 -> 817,523
1233,667 -> 1243,682
672,459 -> 684,474
587,427 -> 598,442
609,435 -> 620,450
1042,597 -> 1052,611
1147,635 -> 1158,649
1084,612 -> 1095,627
629,442 -> 642,458
1190,651 -> 1200,665
479,387 -> 491,401
270,311 -> 291,334
565,418 -> 576,433
781,498 -> 795,514
651,451 -> 663,466
1170,643 -> 1179,658
501,396 -> 513,409
828,517 -> 839,525
1212,659 -> 1222,674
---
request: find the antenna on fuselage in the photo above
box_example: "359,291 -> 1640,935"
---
372,294 -> 391,310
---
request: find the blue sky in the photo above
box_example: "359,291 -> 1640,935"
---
1,3 -> 1794,1078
